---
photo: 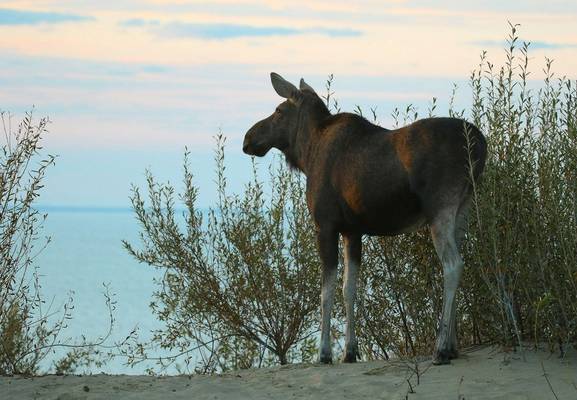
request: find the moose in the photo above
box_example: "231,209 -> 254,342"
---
243,73 -> 487,365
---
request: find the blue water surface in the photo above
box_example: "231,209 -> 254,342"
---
36,207 -> 167,374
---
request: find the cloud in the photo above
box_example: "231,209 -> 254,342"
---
0,8 -> 94,25
120,18 -> 160,27
0,52 -> 168,78
121,19 -> 361,39
471,39 -> 577,50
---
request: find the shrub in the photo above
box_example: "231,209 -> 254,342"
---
124,135 -> 320,372
464,24 -> 577,352
0,111 -> 58,375
1,111 -> 118,375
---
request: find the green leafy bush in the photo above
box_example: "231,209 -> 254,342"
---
1,111 -> 118,376
124,135 -> 320,372
0,111 -> 57,375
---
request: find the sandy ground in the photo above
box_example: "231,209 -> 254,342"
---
1,346 -> 576,400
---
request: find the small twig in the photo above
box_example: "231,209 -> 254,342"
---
400,357 -> 436,398
458,375 -> 465,399
540,360 -> 560,400
406,378 -> 415,394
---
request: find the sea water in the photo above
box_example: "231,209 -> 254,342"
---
36,207 -> 167,374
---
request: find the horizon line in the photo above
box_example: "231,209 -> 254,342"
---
35,205 -> 205,213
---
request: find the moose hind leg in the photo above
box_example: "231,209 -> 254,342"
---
342,233 -> 361,363
431,208 -> 464,365
454,197 -> 471,248
448,198 -> 471,354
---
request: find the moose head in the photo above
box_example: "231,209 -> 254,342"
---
242,73 -> 328,169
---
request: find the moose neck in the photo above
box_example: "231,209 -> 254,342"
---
282,99 -> 330,174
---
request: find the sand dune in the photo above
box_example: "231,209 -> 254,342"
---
1,346 -> 575,400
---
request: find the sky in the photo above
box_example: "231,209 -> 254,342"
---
1,0 -> 577,208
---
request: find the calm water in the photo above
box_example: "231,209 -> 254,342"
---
37,208 -> 166,374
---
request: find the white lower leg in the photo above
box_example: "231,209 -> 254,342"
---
342,260 -> 359,361
435,259 -> 463,359
431,210 -> 464,363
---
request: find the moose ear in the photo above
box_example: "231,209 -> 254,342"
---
270,72 -> 299,99
299,78 -> 316,93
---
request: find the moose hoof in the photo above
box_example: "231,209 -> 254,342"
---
341,344 -> 359,363
432,348 -> 458,365
319,350 -> 333,364
341,351 -> 357,363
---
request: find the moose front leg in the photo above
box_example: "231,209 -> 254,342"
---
342,233 -> 361,363
318,228 -> 338,364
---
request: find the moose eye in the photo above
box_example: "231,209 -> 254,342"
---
275,108 -> 282,115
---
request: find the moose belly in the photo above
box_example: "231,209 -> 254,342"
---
340,189 -> 426,236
